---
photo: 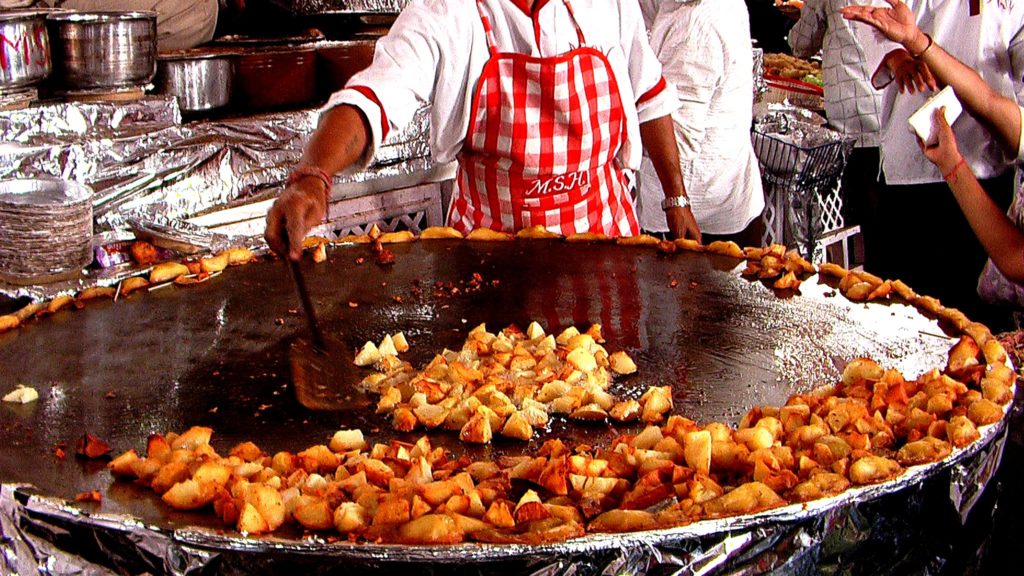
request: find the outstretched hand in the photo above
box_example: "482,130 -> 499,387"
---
841,0 -> 919,45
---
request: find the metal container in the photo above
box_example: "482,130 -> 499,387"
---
46,10 -> 157,91
155,49 -> 236,114
315,39 -> 376,100
234,46 -> 317,112
0,10 -> 51,92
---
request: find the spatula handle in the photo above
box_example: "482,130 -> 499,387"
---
288,257 -> 326,349
280,227 -> 327,350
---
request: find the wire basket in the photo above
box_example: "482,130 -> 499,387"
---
752,118 -> 854,262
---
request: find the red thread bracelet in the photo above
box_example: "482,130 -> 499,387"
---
943,157 -> 966,181
287,165 -> 333,202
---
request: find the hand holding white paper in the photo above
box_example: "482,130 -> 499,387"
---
908,86 -> 962,146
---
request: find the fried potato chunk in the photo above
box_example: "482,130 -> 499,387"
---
149,262 -> 190,284
466,228 -> 513,241
896,436 -> 952,466
420,226 -> 464,239
587,509 -> 657,533
704,482 -> 785,516
397,513 -> 464,544
848,455 -> 901,485
516,225 -> 561,239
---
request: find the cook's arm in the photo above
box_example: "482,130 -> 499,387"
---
640,115 -> 700,242
264,106 -> 371,260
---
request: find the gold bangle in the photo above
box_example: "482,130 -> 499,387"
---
911,33 -> 934,59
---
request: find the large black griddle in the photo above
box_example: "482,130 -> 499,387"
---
0,240 -> 956,537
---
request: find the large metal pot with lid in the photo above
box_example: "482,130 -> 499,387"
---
0,10 -> 51,92
46,10 -> 157,91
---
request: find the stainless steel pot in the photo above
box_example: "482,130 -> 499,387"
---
46,10 -> 157,91
155,49 -> 235,114
0,10 -> 51,92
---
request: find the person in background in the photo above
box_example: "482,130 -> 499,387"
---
265,0 -> 701,261
788,0 -> 887,268
637,0 -> 764,246
46,0 -> 223,51
745,0 -> 797,53
843,0 -> 1024,332
844,0 -> 1024,325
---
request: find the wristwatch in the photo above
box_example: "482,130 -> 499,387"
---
661,195 -> 691,211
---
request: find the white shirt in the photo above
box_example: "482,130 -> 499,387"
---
324,0 -> 678,170
868,0 -> 1024,185
636,0 -> 765,235
788,0 -> 886,148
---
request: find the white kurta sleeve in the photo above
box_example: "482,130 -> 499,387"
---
321,0 -> 450,167
620,0 -> 678,122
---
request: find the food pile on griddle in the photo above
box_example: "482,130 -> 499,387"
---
1,226 -> 1015,545
106,325 -> 1013,543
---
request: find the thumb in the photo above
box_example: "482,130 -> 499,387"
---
932,106 -> 954,142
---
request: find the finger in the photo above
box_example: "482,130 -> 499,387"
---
884,0 -> 900,8
264,208 -> 286,257
921,66 -> 938,91
285,208 -> 308,262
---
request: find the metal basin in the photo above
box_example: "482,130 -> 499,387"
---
46,10 -> 156,91
155,48 -> 235,114
0,10 -> 51,92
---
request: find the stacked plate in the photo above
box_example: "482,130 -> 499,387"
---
0,178 -> 94,285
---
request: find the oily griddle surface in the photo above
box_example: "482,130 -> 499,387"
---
0,240 -> 954,530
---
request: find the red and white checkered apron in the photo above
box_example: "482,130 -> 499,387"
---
448,0 -> 639,237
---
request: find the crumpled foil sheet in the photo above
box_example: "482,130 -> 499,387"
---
0,404 -> 1011,575
0,96 -> 439,302
271,0 -> 411,15
752,48 -> 767,103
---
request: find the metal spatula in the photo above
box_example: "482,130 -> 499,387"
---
286,255 -> 370,411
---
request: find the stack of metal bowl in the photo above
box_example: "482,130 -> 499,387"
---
0,178 -> 94,285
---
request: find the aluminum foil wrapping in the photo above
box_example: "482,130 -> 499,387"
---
0,416 -> 1011,575
752,47 -> 767,103
271,0 -> 410,15
0,96 -> 443,302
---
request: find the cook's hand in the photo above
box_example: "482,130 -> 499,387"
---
666,206 -> 701,243
841,0 -> 918,45
886,49 -> 937,94
264,179 -> 328,261
918,107 -> 962,175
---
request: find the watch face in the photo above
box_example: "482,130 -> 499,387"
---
662,196 -> 689,210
